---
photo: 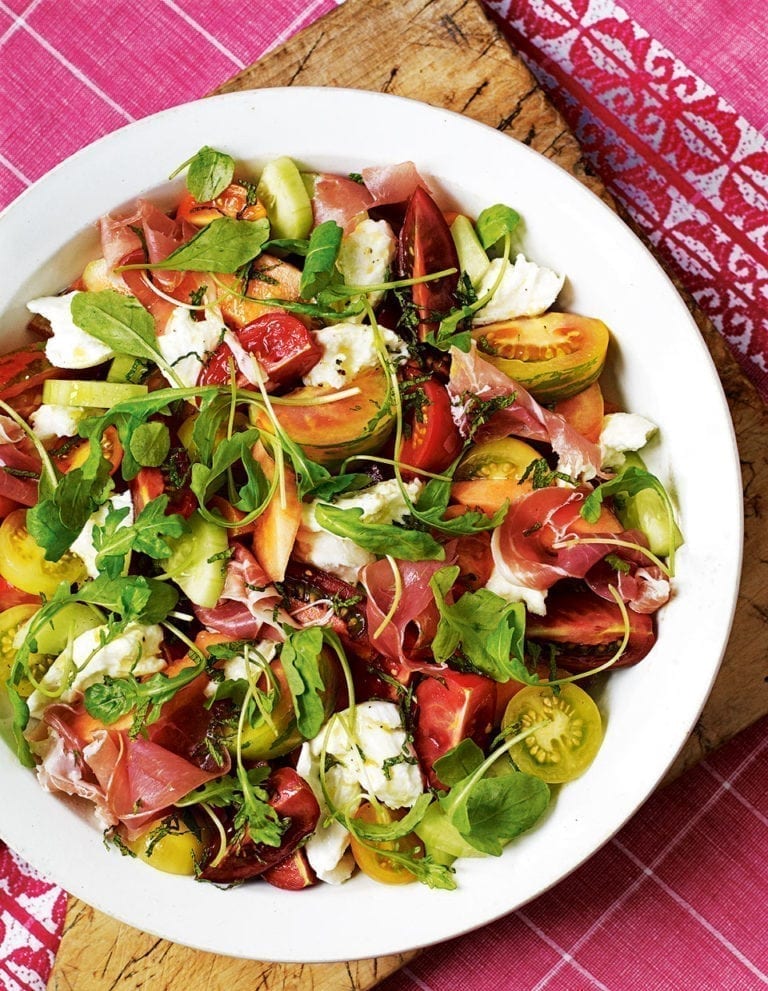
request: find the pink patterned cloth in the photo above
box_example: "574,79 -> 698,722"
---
0,1 -> 766,988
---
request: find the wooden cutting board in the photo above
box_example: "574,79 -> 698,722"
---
48,0 -> 768,987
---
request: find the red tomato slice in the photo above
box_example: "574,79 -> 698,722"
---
200,313 -> 321,388
399,378 -> 463,477
526,580 -> 656,670
412,669 -> 496,789
398,186 -> 460,340
0,343 -> 59,401
199,767 -> 320,883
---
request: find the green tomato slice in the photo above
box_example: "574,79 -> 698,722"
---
502,683 -> 603,783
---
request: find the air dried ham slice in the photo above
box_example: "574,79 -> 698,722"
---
35,694 -> 227,838
100,199 -> 196,291
491,486 -> 619,593
448,345 -> 602,481
312,161 -> 431,232
360,557 -> 446,667
0,415 -> 41,505
194,543 -> 294,639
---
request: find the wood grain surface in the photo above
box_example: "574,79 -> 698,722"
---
49,0 -> 767,987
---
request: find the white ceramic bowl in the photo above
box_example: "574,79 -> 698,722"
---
0,87 -> 742,963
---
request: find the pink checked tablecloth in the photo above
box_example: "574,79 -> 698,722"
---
1,2 -> 767,989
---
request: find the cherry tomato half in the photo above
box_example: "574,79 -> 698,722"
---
349,801 -> 422,885
200,313 -> 322,389
502,682 -> 603,783
398,378 -> 463,477
0,509 -> 86,595
125,815 -> 205,876
398,186 -> 460,340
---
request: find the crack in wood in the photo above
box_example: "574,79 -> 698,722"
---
461,80 -> 489,113
496,85 -> 538,131
440,13 -> 468,44
104,939 -> 163,991
288,33 -> 325,85
382,66 -> 399,92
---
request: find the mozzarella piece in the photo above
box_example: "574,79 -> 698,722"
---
27,292 -> 114,369
26,621 -> 165,719
473,254 -> 565,325
157,305 -> 226,387
302,323 -> 407,390
70,491 -> 134,579
30,404 -> 88,442
296,478 -> 422,583
485,563 -> 548,616
297,700 -> 423,884
335,218 -> 396,319
599,412 -> 658,469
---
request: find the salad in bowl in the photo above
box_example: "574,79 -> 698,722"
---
0,144 -> 679,891
0,89 -> 740,962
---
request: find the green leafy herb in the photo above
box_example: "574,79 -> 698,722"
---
411,476 -> 508,537
27,448 -> 114,561
314,503 -> 444,562
170,145 -> 235,202
70,291 -> 175,378
475,204 -> 521,252
128,420 -> 171,468
519,457 -> 573,490
93,495 -> 188,579
436,737 -> 550,855
189,428 -> 269,516
178,766 -> 285,848
429,566 -> 531,683
119,217 -> 270,274
299,220 -> 343,298
83,649 -> 204,736
279,627 -> 327,739
581,465 -> 670,524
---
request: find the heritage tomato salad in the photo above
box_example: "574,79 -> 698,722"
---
0,148 -> 681,890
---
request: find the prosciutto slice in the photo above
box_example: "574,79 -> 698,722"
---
491,486 -> 619,593
0,414 -> 41,506
448,345 -> 602,481
194,543 -> 294,639
100,199 -> 196,291
360,557 -> 447,667
36,689 -> 228,838
585,530 -> 671,614
312,161 -> 431,232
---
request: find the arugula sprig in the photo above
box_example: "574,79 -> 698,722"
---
169,145 -> 236,202
313,503 -> 445,562
434,735 -> 550,855
93,495 -> 188,579
176,766 -> 286,849
83,645 -> 208,737
117,217 -> 270,275
430,566 -> 534,683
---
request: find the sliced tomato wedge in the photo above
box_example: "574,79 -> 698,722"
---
412,669 -> 496,789
200,313 -> 321,388
398,186 -> 460,340
0,343 -> 60,401
198,767 -> 320,883
399,378 -> 463,477
526,579 -> 656,670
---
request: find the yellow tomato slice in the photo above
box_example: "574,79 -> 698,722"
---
502,683 -> 603,783
349,802 -> 421,886
0,510 -> 86,595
